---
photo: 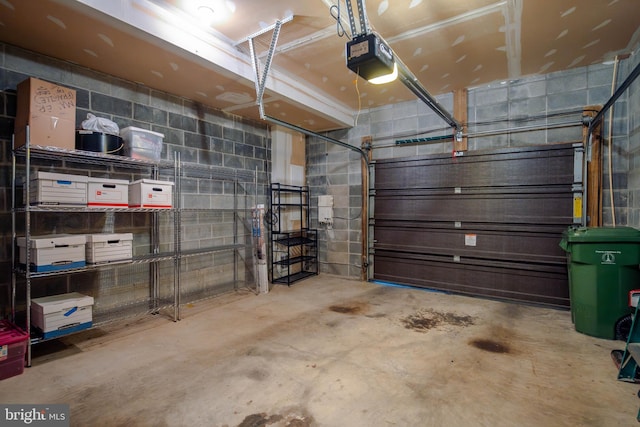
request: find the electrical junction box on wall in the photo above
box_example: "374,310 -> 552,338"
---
318,195 -> 334,226
346,33 -> 394,81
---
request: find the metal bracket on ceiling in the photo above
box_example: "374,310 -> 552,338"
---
246,16 -> 293,119
347,0 -> 370,37
244,14 -> 369,165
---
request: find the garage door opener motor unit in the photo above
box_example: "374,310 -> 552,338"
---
346,33 -> 394,81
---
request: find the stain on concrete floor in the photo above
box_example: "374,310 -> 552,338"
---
401,309 -> 475,332
469,338 -> 511,354
237,413 -> 282,427
236,409 -> 314,427
329,302 -> 368,315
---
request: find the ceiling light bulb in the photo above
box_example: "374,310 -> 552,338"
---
197,5 -> 215,25
368,62 -> 398,85
190,0 -> 235,25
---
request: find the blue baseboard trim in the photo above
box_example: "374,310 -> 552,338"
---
371,280 -> 451,295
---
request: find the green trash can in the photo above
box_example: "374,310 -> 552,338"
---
560,226 -> 640,339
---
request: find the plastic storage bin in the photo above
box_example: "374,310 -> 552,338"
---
120,126 -> 164,161
0,320 -> 28,381
560,226 -> 640,339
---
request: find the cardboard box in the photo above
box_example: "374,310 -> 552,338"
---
0,320 -> 28,381
129,179 -> 174,208
120,126 -> 164,161
15,77 -> 76,150
29,171 -> 88,206
86,233 -> 133,264
31,293 -> 93,339
87,177 -> 129,208
17,234 -> 86,272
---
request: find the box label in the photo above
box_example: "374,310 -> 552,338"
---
94,189 -> 124,201
465,234 -> 477,246
33,85 -> 75,114
573,194 -> 582,221
349,39 -> 369,58
595,249 -> 620,265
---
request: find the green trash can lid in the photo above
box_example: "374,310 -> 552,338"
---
562,226 -> 640,243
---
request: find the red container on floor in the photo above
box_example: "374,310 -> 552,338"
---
0,320 -> 28,380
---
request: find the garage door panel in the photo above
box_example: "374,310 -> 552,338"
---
374,254 -> 569,307
375,219 -> 565,233
375,184 -> 571,196
373,144 -> 575,307
374,193 -> 572,223
374,226 -> 567,265
375,146 -> 575,190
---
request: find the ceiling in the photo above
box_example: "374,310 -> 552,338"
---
0,0 -> 638,132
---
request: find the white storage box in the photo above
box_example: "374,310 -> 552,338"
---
31,292 -> 93,339
121,126 -> 164,161
29,171 -> 88,206
17,234 -> 86,272
87,177 -> 129,208
86,233 -> 133,264
129,179 -> 174,208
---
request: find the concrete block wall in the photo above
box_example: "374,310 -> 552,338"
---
0,43 -> 270,318
306,136 -> 364,279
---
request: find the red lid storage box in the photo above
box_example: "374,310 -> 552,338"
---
0,320 -> 29,381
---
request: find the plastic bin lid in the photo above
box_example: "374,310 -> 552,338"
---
0,320 -> 29,345
562,226 -> 640,243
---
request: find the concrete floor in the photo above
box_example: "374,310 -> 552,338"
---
1,275 -> 638,426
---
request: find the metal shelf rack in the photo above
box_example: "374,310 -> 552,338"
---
11,129 -> 179,366
269,183 -> 318,285
174,161 -> 255,307
10,129 -> 256,366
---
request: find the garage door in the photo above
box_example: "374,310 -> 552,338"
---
373,144 -> 577,308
